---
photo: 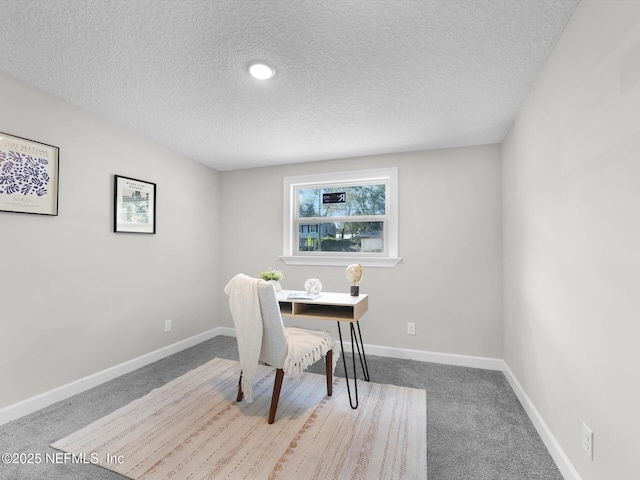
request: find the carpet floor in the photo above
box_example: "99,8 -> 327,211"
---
0,336 -> 562,480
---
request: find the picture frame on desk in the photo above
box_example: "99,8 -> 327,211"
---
113,175 -> 156,234
0,131 -> 60,216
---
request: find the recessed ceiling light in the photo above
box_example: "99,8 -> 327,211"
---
248,62 -> 275,80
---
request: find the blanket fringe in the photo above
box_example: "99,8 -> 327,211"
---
283,327 -> 339,378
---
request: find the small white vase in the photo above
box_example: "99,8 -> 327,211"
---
268,280 -> 282,291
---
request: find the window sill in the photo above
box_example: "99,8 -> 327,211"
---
279,255 -> 401,268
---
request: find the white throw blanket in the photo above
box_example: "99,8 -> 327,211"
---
284,327 -> 339,378
224,274 -> 263,403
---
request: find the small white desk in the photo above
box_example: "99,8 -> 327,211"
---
276,290 -> 370,408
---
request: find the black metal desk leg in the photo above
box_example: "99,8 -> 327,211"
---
353,321 -> 370,382
337,321 -> 359,409
337,320 -> 371,409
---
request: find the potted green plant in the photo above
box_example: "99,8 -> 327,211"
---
259,268 -> 284,291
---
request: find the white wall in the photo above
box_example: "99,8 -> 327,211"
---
220,146 -> 502,358
0,72 -> 220,409
502,1 -> 640,478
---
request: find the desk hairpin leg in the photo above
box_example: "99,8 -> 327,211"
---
336,320 -> 370,409
354,321 -> 370,381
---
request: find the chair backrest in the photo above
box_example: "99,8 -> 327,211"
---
256,281 -> 288,368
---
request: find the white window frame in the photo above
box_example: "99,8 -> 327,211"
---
281,167 -> 400,267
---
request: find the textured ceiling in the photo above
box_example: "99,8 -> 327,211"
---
0,0 -> 579,171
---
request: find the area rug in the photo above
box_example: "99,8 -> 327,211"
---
52,357 -> 427,479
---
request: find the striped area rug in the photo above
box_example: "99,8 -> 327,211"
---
52,357 -> 427,479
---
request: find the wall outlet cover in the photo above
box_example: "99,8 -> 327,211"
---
582,423 -> 594,460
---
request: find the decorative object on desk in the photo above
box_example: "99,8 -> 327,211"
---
114,175 -> 156,234
287,291 -> 321,300
304,278 -> 322,295
346,263 -> 364,296
0,131 -> 60,216
259,267 -> 283,291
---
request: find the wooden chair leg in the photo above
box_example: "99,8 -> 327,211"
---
236,372 -> 243,402
326,350 -> 333,397
268,369 -> 285,424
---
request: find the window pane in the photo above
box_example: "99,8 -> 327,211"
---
299,184 -> 386,218
298,221 -> 384,252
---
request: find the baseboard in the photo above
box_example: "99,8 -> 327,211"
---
0,327 -> 223,427
349,343 -> 504,370
502,362 -> 581,480
216,326 -> 237,337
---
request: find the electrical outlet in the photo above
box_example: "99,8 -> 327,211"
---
165,319 -> 172,333
582,423 -> 594,460
407,322 -> 416,335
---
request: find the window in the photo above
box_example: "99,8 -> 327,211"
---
281,168 -> 400,267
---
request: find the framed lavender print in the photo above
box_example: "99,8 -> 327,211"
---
0,132 -> 60,216
114,175 -> 156,234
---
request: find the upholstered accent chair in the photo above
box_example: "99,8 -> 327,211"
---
226,278 -> 336,424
